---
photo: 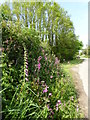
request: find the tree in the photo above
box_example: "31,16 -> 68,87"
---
1,0 -> 83,61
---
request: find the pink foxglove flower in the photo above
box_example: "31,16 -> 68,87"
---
25,78 -> 28,81
38,56 -> 42,63
37,63 -> 41,70
24,46 -> 28,82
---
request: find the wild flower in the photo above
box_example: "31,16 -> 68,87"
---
37,79 -> 39,83
56,103 -> 59,111
48,93 -> 52,97
57,100 -> 61,104
37,62 -> 41,71
25,72 -> 28,77
63,59 -> 65,62
6,47 -> 9,51
68,61 -> 70,64
26,65 -> 28,69
56,106 -> 58,111
26,61 -> 28,65
0,47 -> 4,52
56,100 -> 61,111
43,87 -> 48,93
47,104 -> 50,109
57,72 -> 59,76
55,57 -> 59,65
41,48 -> 44,54
50,75 -> 53,79
77,105 -> 79,112
43,86 -> 48,93
46,85 -> 49,88
25,78 -> 28,81
61,74 -> 63,77
49,108 -> 54,115
71,96 -> 74,101
37,92 -> 39,96
41,81 -> 45,83
5,39 -> 9,44
38,56 -> 42,63
24,45 -> 28,81
44,55 -> 47,61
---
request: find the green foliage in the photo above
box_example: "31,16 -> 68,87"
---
1,1 -> 83,61
80,45 -> 90,57
40,41 -> 51,54
1,1 -> 84,119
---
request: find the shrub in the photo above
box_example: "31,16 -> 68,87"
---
1,21 -> 84,119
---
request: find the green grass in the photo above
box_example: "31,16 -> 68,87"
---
60,58 -> 85,118
61,58 -> 84,69
80,54 -> 90,58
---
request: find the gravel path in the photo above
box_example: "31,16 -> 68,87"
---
71,59 -> 88,118
78,58 -> 88,96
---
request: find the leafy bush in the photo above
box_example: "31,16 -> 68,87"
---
1,21 -> 84,119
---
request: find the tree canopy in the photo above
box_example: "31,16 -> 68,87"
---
1,0 -> 83,61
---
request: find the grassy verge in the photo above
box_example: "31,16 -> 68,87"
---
61,58 -> 84,69
60,59 -> 85,118
80,55 -> 90,58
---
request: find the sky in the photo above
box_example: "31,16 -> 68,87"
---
0,0 -> 88,48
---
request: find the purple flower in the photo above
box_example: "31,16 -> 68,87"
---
47,105 -> 50,109
46,85 -> 49,88
0,47 -> 4,52
56,102 -> 60,111
43,87 -> 48,93
56,106 -> 58,111
71,96 -> 74,101
37,63 -> 41,70
38,56 -> 42,63
51,111 -> 54,115
37,79 -> 39,83
26,65 -> 28,69
55,57 -> 59,65
48,93 -> 52,97
49,108 -> 52,111
41,49 -> 44,54
77,105 -> 79,112
25,69 -> 28,74
44,55 -> 47,61
25,78 -> 28,81
56,103 -> 59,107
57,100 -> 61,105
24,47 -> 28,82
25,73 -> 28,77
55,100 -> 61,111
50,76 -> 53,79
26,61 -> 28,65
5,39 -> 9,44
